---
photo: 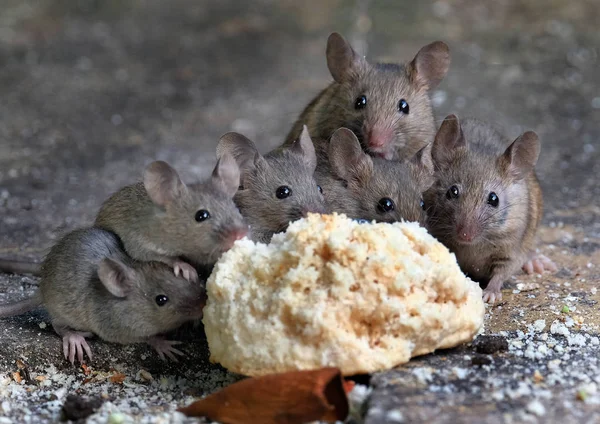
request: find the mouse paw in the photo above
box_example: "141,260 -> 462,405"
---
148,336 -> 186,362
482,288 -> 503,304
522,254 -> 558,275
173,260 -> 198,283
62,332 -> 93,365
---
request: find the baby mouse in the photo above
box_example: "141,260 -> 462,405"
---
283,32 -> 450,161
0,227 -> 206,364
216,125 -> 327,243
315,127 -> 434,225
424,114 -> 557,303
95,154 -> 249,282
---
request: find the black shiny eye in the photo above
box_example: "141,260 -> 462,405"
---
446,186 -> 460,199
377,197 -> 395,213
155,295 -> 168,306
276,186 -> 292,199
488,192 -> 499,207
420,199 -> 426,211
398,99 -> 409,114
317,185 -> 323,194
355,95 -> 367,110
195,209 -> 210,222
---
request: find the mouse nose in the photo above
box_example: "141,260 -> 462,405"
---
367,127 -> 393,150
224,227 -> 249,248
456,223 -> 477,243
301,204 -> 327,217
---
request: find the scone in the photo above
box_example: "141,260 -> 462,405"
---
202,213 -> 485,377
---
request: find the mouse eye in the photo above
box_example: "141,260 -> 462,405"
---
195,209 -> 210,222
487,192 -> 499,207
377,198 -> 395,213
155,295 -> 169,306
420,199 -> 426,211
276,186 -> 292,199
398,99 -> 409,114
355,95 -> 367,110
446,186 -> 460,199
317,185 -> 323,194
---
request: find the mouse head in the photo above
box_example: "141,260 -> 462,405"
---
426,114 -> 540,246
217,125 -> 327,243
143,157 -> 248,265
328,128 -> 434,225
323,32 -> 450,160
97,258 -> 207,336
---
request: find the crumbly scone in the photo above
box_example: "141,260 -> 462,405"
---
202,213 -> 485,377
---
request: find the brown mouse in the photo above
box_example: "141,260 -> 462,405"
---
94,154 -> 249,282
283,32 -> 450,162
424,114 -> 557,304
315,127 -> 434,225
0,227 -> 206,364
216,125 -> 327,243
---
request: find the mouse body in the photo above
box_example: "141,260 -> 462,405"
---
283,32 -> 450,162
424,115 -> 557,303
0,227 -> 206,364
94,155 -> 248,282
315,127 -> 434,225
216,125 -> 327,244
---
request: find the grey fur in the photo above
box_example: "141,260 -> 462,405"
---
217,126 -> 327,243
283,32 -> 450,162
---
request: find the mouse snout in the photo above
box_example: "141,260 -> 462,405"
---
366,126 -> 393,151
456,221 -> 479,244
301,204 -> 327,217
223,226 -> 249,249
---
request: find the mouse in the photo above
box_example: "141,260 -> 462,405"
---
283,32 -> 450,162
424,114 -> 558,304
94,154 -> 249,282
315,127 -> 434,225
0,227 -> 206,364
216,125 -> 327,243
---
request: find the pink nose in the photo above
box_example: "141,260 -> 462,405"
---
302,205 -> 327,217
225,227 -> 248,247
367,127 -> 393,150
456,224 -> 476,243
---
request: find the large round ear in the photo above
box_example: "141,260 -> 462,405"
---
499,131 -> 540,180
408,143 -> 434,176
211,152 -> 241,198
217,132 -> 265,187
431,114 -> 465,168
326,32 -> 365,83
289,125 -> 317,173
408,41 -> 450,90
143,161 -> 188,207
97,257 -> 135,298
328,127 -> 373,187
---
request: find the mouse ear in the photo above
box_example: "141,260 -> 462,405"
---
326,32 -> 365,83
289,125 -> 317,173
217,132 -> 263,186
211,152 -> 241,198
499,131 -> 540,180
329,127 -> 373,187
143,161 -> 188,207
97,258 -> 135,298
431,114 -> 465,168
408,41 -> 450,90
408,143 -> 434,175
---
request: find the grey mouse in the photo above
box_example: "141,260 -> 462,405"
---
94,154 -> 249,282
284,32 -> 450,161
424,114 -> 557,304
316,127 -> 434,225
216,125 -> 327,243
0,227 -> 206,364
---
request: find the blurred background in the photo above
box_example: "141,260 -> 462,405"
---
0,0 -> 598,259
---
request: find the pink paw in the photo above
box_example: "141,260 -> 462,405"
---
62,332 -> 93,364
522,254 -> 558,275
482,288 -> 503,304
173,260 -> 198,283
148,337 -> 186,362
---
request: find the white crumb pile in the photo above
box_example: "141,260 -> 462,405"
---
203,213 -> 485,377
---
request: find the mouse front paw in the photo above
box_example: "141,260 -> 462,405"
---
173,260 -> 199,283
482,287 -> 502,304
148,336 -> 186,362
522,254 -> 558,275
62,331 -> 93,365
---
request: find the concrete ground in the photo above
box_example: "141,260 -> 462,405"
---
0,0 -> 599,422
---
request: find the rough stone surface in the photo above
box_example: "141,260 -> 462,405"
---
0,0 -> 598,422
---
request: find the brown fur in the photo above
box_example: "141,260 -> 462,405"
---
283,32 -> 450,162
425,115 -> 543,301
